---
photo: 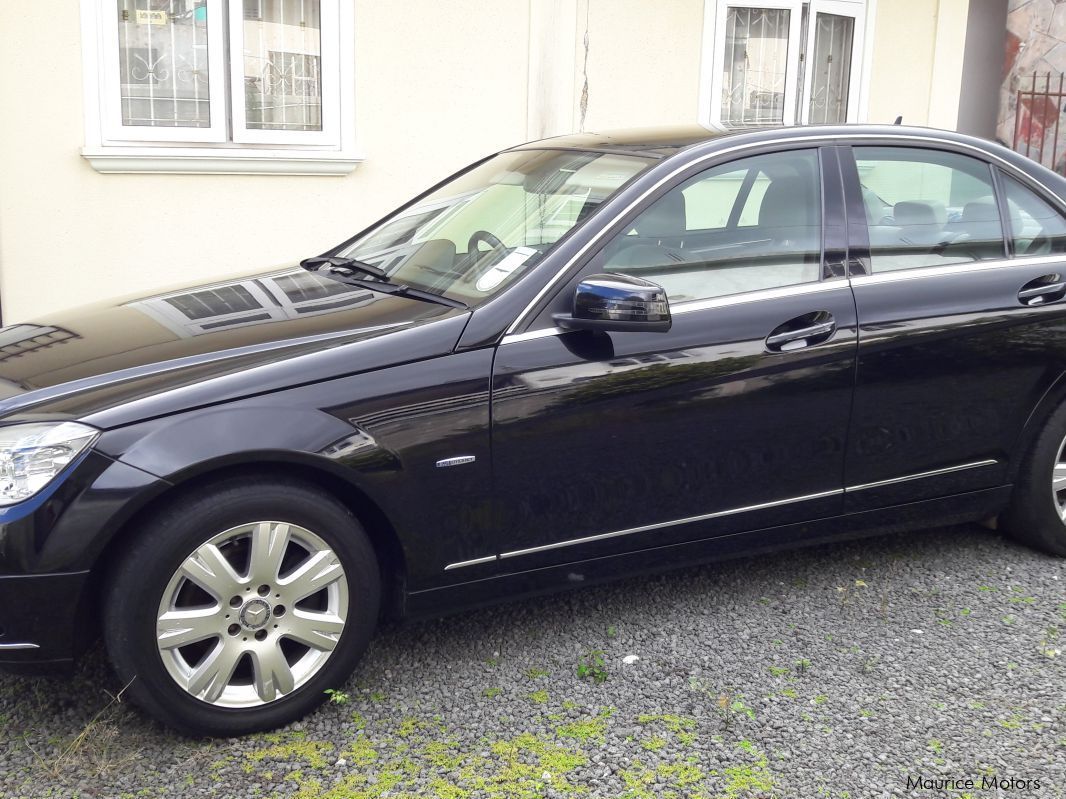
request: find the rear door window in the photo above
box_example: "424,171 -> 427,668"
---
1000,173 -> 1066,257
851,147 -> 1005,272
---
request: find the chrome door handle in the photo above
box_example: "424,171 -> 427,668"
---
766,320 -> 836,349
1018,280 -> 1066,305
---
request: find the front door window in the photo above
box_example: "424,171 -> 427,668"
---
597,149 -> 824,303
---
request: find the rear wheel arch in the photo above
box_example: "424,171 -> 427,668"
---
1007,370 -> 1066,484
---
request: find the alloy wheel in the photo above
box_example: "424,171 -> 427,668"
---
1054,436 -> 1066,521
155,521 -> 349,708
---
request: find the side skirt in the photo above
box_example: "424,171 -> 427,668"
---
402,486 -> 1012,620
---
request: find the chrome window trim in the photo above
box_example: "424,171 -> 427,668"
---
849,253 -> 1066,286
670,278 -> 848,315
499,280 -> 849,346
845,459 -> 999,492
503,132 -> 1059,338
443,458 -> 1002,570
0,642 -> 40,651
500,326 -> 565,345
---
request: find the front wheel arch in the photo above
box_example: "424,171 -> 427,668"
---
89,457 -> 407,652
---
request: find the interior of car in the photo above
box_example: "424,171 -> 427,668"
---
601,151 -> 822,303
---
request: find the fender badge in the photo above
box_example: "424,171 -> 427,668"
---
436,455 -> 476,468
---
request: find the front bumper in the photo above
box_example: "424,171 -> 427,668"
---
0,448 -> 169,668
0,570 -> 91,667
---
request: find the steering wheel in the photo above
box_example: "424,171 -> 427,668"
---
468,230 -> 505,253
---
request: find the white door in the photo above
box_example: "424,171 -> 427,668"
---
798,0 -> 865,124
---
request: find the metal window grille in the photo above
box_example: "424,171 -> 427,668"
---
1012,72 -> 1066,176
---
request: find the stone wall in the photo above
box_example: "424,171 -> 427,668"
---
1000,0 -> 1066,171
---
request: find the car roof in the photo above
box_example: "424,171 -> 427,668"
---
508,124 -> 1066,202
510,123 -> 1007,160
508,125 -> 727,158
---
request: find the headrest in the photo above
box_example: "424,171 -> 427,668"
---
634,189 -> 686,238
759,177 -> 815,229
894,200 -> 946,227
962,199 -> 999,223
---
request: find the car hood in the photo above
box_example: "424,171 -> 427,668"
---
0,265 -> 469,427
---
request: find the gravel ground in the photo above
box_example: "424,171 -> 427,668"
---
1,524 -> 1064,799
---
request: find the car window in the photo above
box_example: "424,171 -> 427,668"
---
852,147 -> 1005,272
601,149 -> 822,303
337,149 -> 654,306
1001,174 -> 1066,257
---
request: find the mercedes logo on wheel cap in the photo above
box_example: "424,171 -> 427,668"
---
239,599 -> 271,630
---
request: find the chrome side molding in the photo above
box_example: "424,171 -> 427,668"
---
443,459 -> 1001,571
497,488 -> 844,560
0,642 -> 41,650
845,459 -> 999,492
443,554 -> 497,571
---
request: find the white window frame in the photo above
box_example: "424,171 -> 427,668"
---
101,0 -> 228,143
698,0 -> 874,132
707,1 -> 806,129
227,0 -> 341,145
80,0 -> 360,175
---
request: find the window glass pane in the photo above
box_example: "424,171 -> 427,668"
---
241,0 -> 322,132
854,147 -> 1004,272
721,7 -> 790,127
336,150 -> 654,306
116,0 -> 212,128
682,167 -> 747,230
602,150 -> 822,303
807,12 -> 854,125
1002,174 -> 1066,257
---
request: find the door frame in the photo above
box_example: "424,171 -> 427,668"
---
798,0 -> 866,124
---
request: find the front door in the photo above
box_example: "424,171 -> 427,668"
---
489,147 -> 858,571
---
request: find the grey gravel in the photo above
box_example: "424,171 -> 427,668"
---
2,524 -> 1065,798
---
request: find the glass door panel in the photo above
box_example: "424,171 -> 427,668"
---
799,0 -> 864,124
807,12 -> 854,123
721,7 -> 793,126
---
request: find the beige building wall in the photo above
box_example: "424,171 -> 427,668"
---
865,0 -> 1004,132
0,1 -> 989,324
0,2 -> 533,323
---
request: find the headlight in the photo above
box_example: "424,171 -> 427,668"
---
0,422 -> 99,506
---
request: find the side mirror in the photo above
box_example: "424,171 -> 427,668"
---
552,273 -> 672,333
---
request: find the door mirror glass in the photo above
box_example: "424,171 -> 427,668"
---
553,273 -> 672,333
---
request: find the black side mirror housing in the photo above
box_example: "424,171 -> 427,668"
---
552,273 -> 672,333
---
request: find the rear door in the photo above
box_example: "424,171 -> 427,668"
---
840,143 -> 1066,511
486,145 -> 858,572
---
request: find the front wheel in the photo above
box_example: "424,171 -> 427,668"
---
1002,401 -> 1066,557
103,476 -> 381,736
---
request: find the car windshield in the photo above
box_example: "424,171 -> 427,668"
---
334,149 -> 654,305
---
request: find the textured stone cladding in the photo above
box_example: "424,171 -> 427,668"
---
999,0 -> 1066,172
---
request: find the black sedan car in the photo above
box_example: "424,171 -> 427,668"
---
2,124 -> 1066,736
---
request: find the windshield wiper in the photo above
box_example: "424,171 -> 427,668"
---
300,255 -> 389,280
299,255 -> 468,309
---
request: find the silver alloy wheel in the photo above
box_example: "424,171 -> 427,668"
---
1055,437 -> 1066,521
156,521 -> 349,708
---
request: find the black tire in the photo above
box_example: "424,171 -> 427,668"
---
103,475 -> 381,737
1002,401 -> 1066,556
